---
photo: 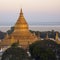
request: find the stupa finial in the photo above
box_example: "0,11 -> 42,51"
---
20,8 -> 23,16
20,8 -> 23,13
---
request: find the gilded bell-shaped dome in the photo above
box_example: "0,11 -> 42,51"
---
14,8 -> 28,32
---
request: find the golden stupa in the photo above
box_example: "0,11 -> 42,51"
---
55,32 -> 60,44
0,9 -> 38,49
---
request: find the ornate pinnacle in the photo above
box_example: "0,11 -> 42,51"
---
20,8 -> 23,16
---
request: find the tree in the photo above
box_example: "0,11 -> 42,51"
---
7,27 -> 14,35
1,43 -> 29,60
29,40 -> 57,60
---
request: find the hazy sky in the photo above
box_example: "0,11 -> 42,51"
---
0,0 -> 60,26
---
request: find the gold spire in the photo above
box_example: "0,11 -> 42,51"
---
55,32 -> 60,44
55,32 -> 59,40
20,8 -> 23,13
14,8 -> 28,32
20,8 -> 23,17
45,32 -> 49,40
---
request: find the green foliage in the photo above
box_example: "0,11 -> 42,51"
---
29,40 -> 57,60
0,31 -> 6,39
7,27 -> 14,35
11,42 -> 19,48
1,43 -> 29,60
